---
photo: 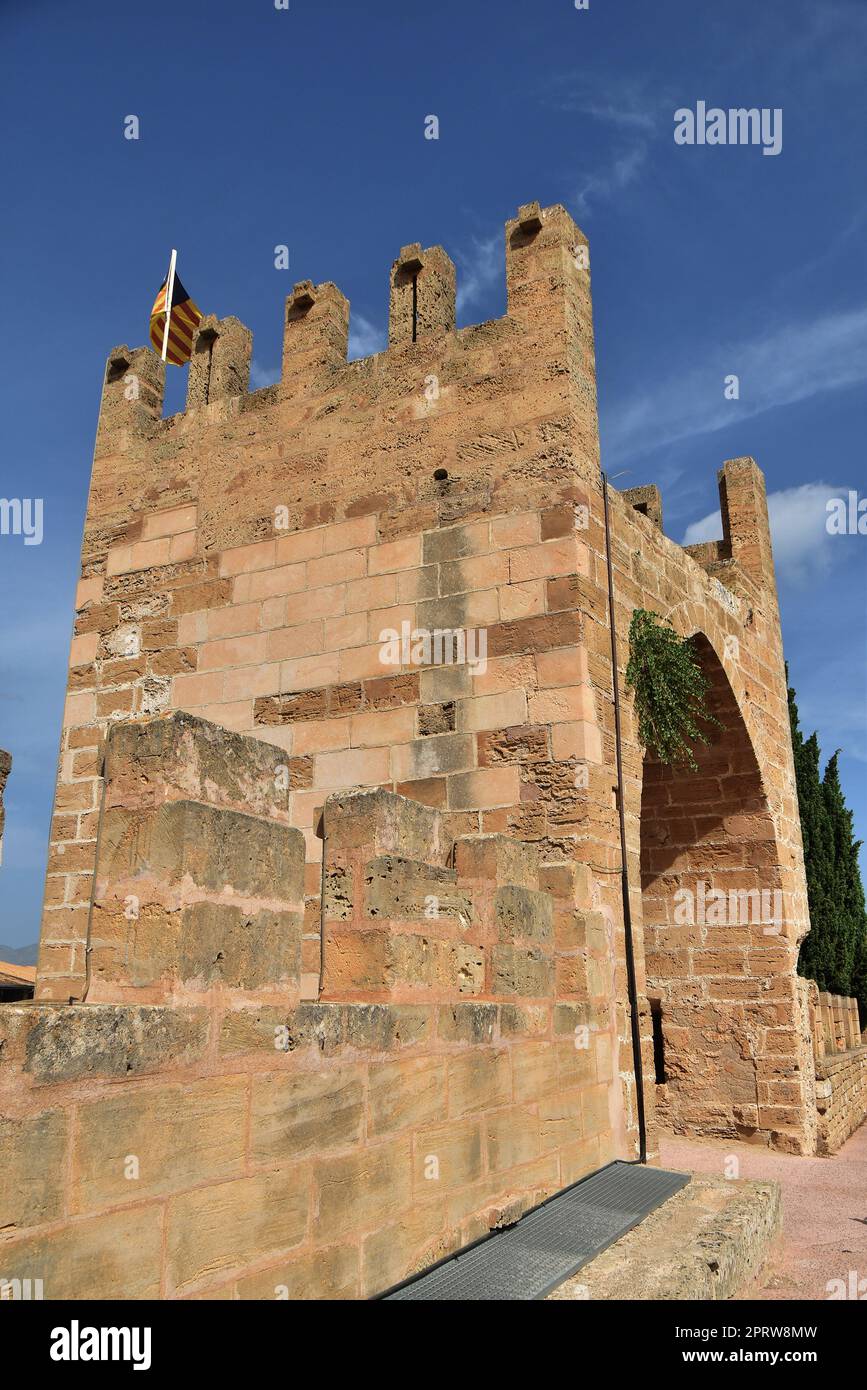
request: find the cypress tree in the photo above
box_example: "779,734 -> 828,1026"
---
789,676 -> 834,988
789,670 -> 867,1027
823,751 -> 867,1027
852,931 -> 867,1031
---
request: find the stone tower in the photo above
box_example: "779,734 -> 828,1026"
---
35,199 -> 816,1169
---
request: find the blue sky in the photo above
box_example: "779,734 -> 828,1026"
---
1,0 -> 865,948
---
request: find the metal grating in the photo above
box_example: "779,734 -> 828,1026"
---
382,1160 -> 690,1301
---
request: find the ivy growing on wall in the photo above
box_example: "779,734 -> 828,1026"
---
625,609 -> 720,771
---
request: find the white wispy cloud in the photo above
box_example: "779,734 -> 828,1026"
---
607,304 -> 867,465
250,359 -> 280,389
682,482 -> 845,586
574,143 -> 649,218
348,313 -> 386,361
778,200 -> 867,289
555,73 -> 662,130
456,233 -> 503,314
554,73 -> 666,216
567,100 -> 656,132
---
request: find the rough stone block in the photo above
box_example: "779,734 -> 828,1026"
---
315,1139 -> 412,1243
492,944 -> 553,997
486,1107 -> 542,1173
447,1050 -> 511,1118
412,1119 -> 483,1194
360,1198 -> 454,1297
5,1003 -> 209,1084
368,1056 -> 447,1136
437,1002 -> 497,1044
364,856 -> 471,923
0,1110 -> 67,1230
97,800 -> 304,903
494,884 -> 553,943
251,1067 -> 364,1161
179,901 -> 301,991
103,711 -> 292,821
454,835 -> 541,889
323,787 -> 450,865
167,1166 -> 310,1292
75,1077 -> 246,1209
90,798 -> 304,995
0,1207 -> 163,1300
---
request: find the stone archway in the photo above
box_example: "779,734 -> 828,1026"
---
639,633 -> 797,1144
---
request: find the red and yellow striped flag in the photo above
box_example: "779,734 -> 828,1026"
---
149,266 -> 202,365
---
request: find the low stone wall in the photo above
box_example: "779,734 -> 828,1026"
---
0,713 -> 624,1299
550,1176 -> 782,1301
803,980 -> 867,1154
815,1049 -> 867,1155
812,986 -> 863,1057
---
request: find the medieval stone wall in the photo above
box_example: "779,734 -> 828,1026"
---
33,199 -> 815,1158
814,1049 -> 867,1155
1,713 -> 621,1299
804,979 -> 867,1154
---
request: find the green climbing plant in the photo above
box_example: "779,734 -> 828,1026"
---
626,609 -> 720,771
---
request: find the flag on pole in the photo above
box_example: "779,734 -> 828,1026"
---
149,253 -> 202,364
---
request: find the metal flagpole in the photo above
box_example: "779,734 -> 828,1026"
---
160,249 -> 178,362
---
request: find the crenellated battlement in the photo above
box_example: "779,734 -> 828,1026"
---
95,201 -> 595,445
90,203 -> 771,611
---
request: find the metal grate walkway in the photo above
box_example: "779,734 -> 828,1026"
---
382,1160 -> 690,1300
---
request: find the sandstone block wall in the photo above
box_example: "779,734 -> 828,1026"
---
814,1049 -> 867,1155
0,713 -> 623,1299
33,198 -> 816,1155
804,980 -> 867,1153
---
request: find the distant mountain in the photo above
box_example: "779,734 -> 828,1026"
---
0,941 -> 38,966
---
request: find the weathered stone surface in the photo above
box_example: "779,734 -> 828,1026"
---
551,1176 -> 782,1302
97,800 -> 304,901
492,943 -> 553,997
368,1056 -> 447,1135
103,711 -> 292,820
1,1207 -> 163,1299
447,1050 -> 511,1118
89,795 -> 305,995
251,1067 -> 365,1161
315,1139 -> 412,1243
455,835 -> 541,890
323,864 -> 352,920
342,1003 -> 431,1050
814,1043 -> 867,1154
494,884 -> 553,942
218,1003 -> 344,1056
236,1243 -> 360,1300
361,1199 -> 454,1297
75,1078 -> 246,1209
6,1003 -> 209,1083
0,1110 -> 67,1229
437,1002 -> 497,1044
167,1167 -> 310,1292
179,901 -> 301,989
364,856 -> 472,923
324,787 -> 450,865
